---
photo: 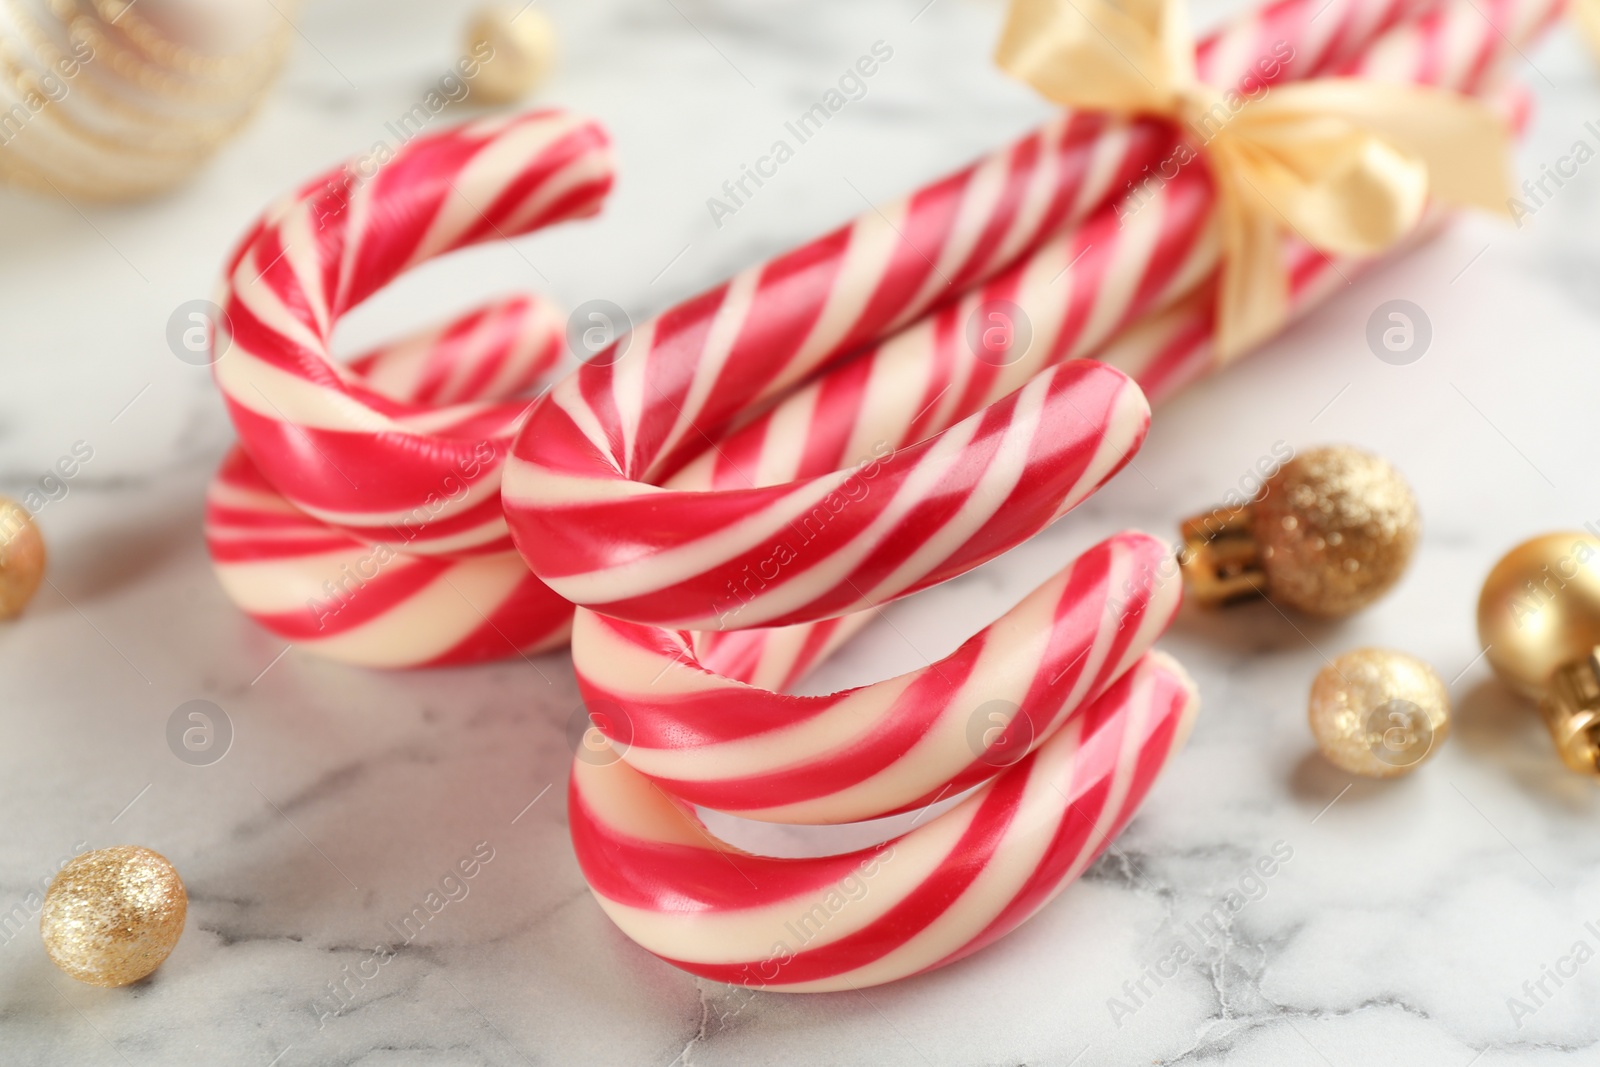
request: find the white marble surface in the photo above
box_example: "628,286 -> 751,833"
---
4,0 -> 1600,1064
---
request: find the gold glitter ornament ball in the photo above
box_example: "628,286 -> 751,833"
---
465,4 -> 557,106
0,496 -> 46,618
1308,648 -> 1450,777
1252,445 -> 1420,617
41,847 -> 187,987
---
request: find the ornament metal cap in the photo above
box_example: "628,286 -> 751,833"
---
1477,531 -> 1600,775
1178,445 -> 1420,617
1543,654 -> 1600,774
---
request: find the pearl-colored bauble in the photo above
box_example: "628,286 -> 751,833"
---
0,0 -> 295,200
465,4 -> 557,106
126,0 -> 280,54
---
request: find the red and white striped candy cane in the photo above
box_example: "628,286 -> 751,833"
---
622,0 -> 1547,825
204,294 -> 574,665
668,170 -> 1218,492
573,530 -> 1181,825
570,652 -> 1197,992
505,357 -> 1151,629
214,109 -> 613,558
205,448 -> 571,667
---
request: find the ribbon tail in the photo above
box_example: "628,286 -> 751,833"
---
1216,175 -> 1290,361
1576,0 -> 1600,64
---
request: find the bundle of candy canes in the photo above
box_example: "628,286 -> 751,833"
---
205,0 -> 1559,992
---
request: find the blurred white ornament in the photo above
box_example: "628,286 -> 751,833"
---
465,4 -> 556,106
0,0 -> 295,199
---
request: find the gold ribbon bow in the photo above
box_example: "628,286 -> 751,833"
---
996,0 -> 1514,357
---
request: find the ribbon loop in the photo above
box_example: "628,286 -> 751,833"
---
1225,113 -> 1430,256
994,0 -> 1191,112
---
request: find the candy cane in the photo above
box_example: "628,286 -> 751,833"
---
205,448 -> 570,667
205,294 -> 575,665
214,109 -> 614,558
570,652 -> 1198,992
573,530 -> 1181,824
668,169 -> 1219,492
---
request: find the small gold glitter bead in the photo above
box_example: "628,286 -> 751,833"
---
0,496 -> 46,619
466,4 -> 557,106
1308,648 -> 1450,777
1179,445 -> 1419,617
41,847 -> 187,987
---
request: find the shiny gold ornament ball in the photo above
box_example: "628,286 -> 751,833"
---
1253,445 -> 1420,617
0,497 -> 46,619
1308,648 -> 1450,777
1477,531 -> 1600,698
41,847 -> 187,987
466,4 -> 557,106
